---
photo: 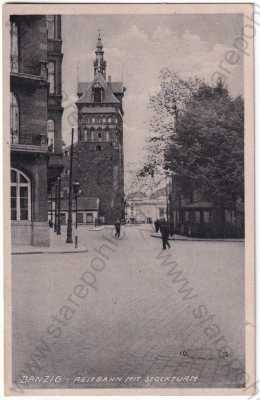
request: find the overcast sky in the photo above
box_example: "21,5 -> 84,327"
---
61,14 -> 243,172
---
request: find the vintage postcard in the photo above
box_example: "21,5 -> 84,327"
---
3,3 -> 255,396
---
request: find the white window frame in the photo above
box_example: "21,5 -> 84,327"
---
11,168 -> 31,221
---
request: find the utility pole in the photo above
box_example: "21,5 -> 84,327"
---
66,127 -> 74,243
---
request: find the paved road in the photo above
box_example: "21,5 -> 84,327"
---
12,225 -> 245,389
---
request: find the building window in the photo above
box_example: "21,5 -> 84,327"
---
11,168 -> 31,221
159,208 -> 165,218
84,128 -> 88,142
60,213 -> 66,225
10,92 -> 19,144
195,210 -> 201,223
93,87 -> 102,103
47,62 -> 55,94
47,15 -> 55,39
47,120 -> 55,152
108,117 -> 112,123
92,117 -> 95,123
102,117 -> 106,123
77,213 -> 84,224
97,132 -> 102,141
106,131 -> 110,142
204,211 -> 210,223
11,21 -> 19,72
86,213 -> 93,224
96,145 -> 102,151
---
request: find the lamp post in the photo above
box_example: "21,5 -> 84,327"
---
50,187 -> 53,228
66,127 -> 74,243
56,176 -> 61,235
54,182 -> 58,232
73,180 -> 81,248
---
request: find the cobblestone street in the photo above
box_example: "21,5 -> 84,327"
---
12,225 -> 245,388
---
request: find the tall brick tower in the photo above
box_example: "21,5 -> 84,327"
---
75,33 -> 126,224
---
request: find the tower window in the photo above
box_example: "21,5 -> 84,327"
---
96,145 -> 102,151
93,87 -> 102,103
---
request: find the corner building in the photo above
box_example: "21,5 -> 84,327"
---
10,15 -> 63,246
76,34 -> 126,224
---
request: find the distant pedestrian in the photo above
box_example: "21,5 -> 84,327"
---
154,219 -> 160,233
114,219 -> 121,239
160,219 -> 171,250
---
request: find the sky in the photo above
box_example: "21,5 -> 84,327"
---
61,14 -> 243,174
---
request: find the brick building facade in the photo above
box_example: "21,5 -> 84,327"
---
73,34 -> 126,224
10,15 -> 63,246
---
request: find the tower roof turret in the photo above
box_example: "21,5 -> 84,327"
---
93,31 -> 106,78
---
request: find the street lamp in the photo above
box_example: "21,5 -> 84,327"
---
49,187 -> 53,228
73,180 -> 81,248
54,182 -> 58,232
56,176 -> 61,235
66,127 -> 75,244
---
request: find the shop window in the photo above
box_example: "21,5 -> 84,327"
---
11,168 -> 31,221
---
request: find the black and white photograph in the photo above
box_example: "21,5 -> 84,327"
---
3,3 -> 255,395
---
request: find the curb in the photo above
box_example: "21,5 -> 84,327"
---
12,248 -> 88,255
151,234 -> 244,242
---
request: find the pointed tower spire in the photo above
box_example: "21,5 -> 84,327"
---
94,30 -> 107,79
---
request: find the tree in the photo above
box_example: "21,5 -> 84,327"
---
167,80 -> 244,210
140,69 -> 201,177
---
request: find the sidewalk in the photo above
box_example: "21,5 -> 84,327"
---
12,229 -> 88,255
151,232 -> 244,242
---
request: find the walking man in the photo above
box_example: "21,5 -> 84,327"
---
160,219 -> 171,250
114,219 -> 121,239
